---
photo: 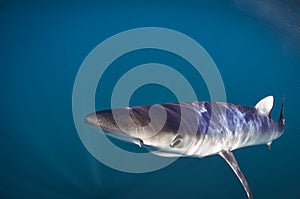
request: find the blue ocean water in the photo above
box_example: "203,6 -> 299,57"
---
1,1 -> 300,199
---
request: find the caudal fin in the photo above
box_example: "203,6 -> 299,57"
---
279,96 -> 285,126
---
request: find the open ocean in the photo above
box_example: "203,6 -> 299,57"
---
1,1 -> 300,199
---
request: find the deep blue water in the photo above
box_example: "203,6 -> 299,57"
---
1,1 -> 300,199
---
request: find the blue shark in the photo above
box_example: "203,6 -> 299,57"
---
85,96 -> 285,199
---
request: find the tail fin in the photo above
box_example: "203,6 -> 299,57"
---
279,95 -> 285,126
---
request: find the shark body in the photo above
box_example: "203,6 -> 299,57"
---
85,96 -> 285,199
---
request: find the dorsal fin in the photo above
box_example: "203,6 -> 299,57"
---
255,96 -> 274,116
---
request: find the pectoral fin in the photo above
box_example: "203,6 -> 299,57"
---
219,150 -> 253,199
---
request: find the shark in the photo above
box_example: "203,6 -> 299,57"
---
85,96 -> 285,199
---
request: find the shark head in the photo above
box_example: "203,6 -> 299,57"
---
85,104 -> 200,156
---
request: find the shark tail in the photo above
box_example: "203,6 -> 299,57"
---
279,95 -> 285,126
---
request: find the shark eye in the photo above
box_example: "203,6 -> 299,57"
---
170,135 -> 183,148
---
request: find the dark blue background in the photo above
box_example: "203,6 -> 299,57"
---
1,1 -> 300,198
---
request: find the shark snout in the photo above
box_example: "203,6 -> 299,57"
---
85,109 -> 123,133
85,112 -> 99,127
85,109 -> 146,145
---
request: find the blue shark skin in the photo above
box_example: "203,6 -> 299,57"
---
85,96 -> 285,199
